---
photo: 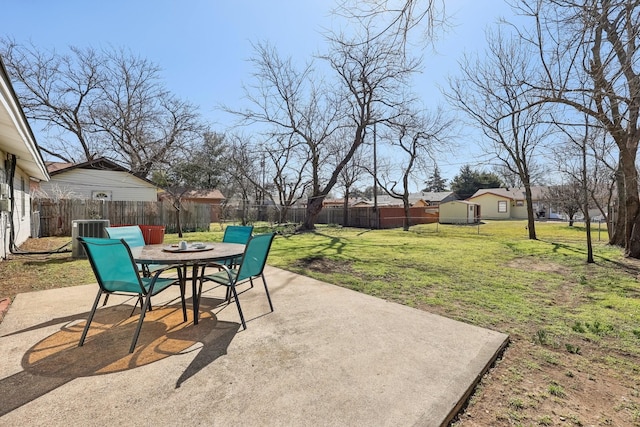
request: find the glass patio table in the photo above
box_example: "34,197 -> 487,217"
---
130,242 -> 245,324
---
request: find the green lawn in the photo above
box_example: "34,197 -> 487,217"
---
174,220 -> 640,358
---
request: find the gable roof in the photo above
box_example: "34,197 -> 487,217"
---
442,199 -> 479,206
46,157 -> 156,186
47,157 -> 130,175
376,191 -> 458,206
468,186 -> 547,201
411,191 -> 458,203
0,56 -> 49,181
182,189 -> 225,200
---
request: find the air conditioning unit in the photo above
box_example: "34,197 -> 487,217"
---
71,219 -> 110,258
0,199 -> 10,212
0,183 -> 9,198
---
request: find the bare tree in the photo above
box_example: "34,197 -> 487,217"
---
226,29 -> 420,230
513,0 -> 640,257
586,133 -> 619,238
1,40 -> 103,162
544,183 -> 583,226
552,116 -> 601,262
262,135 -> 312,223
373,107 -> 452,231
333,0 -> 447,48
227,134 -> 311,224
224,41 -> 342,229
95,48 -> 205,177
1,40 -> 204,178
335,129 -> 369,225
309,28 -> 421,230
219,135 -> 262,226
446,26 -> 551,240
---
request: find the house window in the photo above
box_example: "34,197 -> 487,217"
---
516,200 -> 524,206
92,191 -> 112,201
498,200 -> 508,213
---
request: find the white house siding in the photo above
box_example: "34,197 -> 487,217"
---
11,167 -> 32,248
0,149 -> 7,258
439,201 -> 477,224
511,202 -> 529,219
470,194 -> 511,220
0,155 -> 33,257
39,169 -> 157,201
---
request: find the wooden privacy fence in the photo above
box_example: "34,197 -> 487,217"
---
33,199 -> 212,237
224,205 -> 439,229
231,205 -> 438,229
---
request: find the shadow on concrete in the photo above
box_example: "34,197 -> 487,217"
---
0,299 -> 238,416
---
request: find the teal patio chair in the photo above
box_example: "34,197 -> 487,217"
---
198,233 -> 275,330
221,225 -> 254,268
104,225 -> 146,247
223,225 -> 254,244
105,225 -> 166,276
77,237 -> 186,353
103,225 -> 166,308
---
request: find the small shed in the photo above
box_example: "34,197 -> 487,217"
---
439,200 -> 480,224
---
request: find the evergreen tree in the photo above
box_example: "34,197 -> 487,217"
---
450,165 -> 502,199
423,164 -> 447,192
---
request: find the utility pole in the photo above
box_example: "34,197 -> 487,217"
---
373,121 -> 378,229
260,151 -> 266,221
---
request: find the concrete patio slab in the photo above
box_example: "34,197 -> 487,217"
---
0,266 -> 508,426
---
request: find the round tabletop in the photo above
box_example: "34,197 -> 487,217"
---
130,242 -> 245,264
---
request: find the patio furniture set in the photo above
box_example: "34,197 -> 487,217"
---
77,225 -> 275,353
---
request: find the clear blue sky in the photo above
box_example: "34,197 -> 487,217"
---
4,0 -> 519,183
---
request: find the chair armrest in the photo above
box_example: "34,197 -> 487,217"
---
200,262 -> 235,283
149,264 -> 185,281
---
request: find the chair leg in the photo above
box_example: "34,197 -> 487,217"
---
129,295 -> 145,317
229,285 -> 246,330
261,273 -> 274,312
102,294 -> 110,306
179,276 -> 187,322
79,290 -> 104,347
130,293 -> 153,353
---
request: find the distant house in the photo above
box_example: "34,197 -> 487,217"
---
411,191 -> 459,206
179,189 -> 225,222
35,158 -> 158,202
0,56 -> 50,258
374,191 -> 458,207
323,198 -> 362,208
467,186 -> 557,220
439,200 -> 481,224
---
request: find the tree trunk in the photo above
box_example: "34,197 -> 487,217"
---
524,184 -> 537,240
279,206 -> 288,224
403,199 -> 411,232
620,146 -> 640,258
175,204 -> 183,238
241,192 -> 248,226
582,141 -> 594,263
610,165 -> 626,247
343,188 -> 350,226
301,196 -> 325,231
